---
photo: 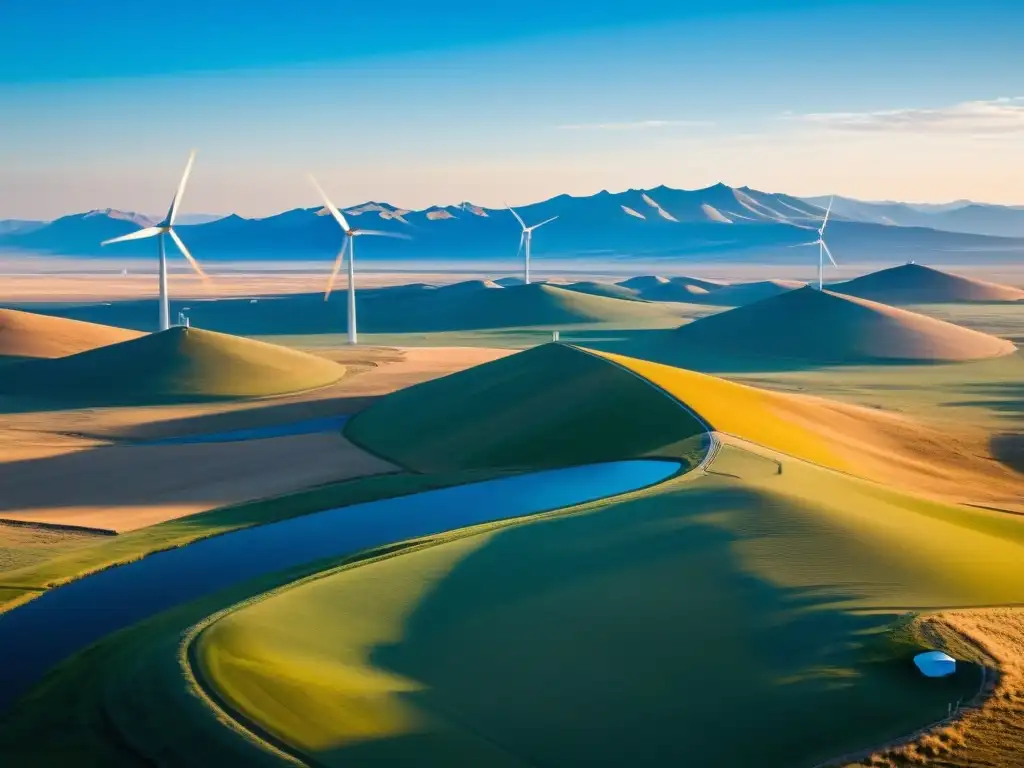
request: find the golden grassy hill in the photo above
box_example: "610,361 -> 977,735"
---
351,343 -> 1021,507
0,326 -> 345,404
0,309 -> 142,360
596,350 -> 1023,507
835,263 -> 1024,304
674,286 -> 1016,363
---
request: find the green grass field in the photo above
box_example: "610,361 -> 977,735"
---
345,343 -> 708,471
1,335 -> 1020,767
195,436 -> 1012,767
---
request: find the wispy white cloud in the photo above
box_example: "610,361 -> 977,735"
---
784,97 -> 1024,136
556,119 -> 713,130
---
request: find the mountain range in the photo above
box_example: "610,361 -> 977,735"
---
3,184 -> 1023,264
803,195 -> 1024,238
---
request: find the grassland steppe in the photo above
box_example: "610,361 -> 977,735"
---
192,346 -> 1024,767
0,263 -> 1021,768
11,3 -> 1024,760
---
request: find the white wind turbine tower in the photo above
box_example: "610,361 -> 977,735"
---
792,196 -> 837,290
308,175 -> 411,345
101,151 -> 206,331
506,204 -> 558,285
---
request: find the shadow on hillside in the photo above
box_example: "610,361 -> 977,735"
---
312,485 -> 976,767
953,382 -> 1024,417
0,409 -> 376,516
0,391 -> 242,415
0,393 -> 385,514
103,392 -> 380,442
992,434 -> 1024,474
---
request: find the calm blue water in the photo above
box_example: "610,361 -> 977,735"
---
0,459 -> 678,711
137,416 -> 350,445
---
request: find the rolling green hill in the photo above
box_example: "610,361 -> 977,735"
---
0,326 -> 345,405
345,343 -> 707,471
673,286 -> 1016,363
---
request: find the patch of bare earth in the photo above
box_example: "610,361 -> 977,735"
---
774,395 -> 1024,513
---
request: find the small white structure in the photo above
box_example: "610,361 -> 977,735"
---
914,651 -> 956,678
552,330 -> 560,342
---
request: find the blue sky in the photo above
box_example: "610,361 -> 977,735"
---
2,0 -> 1023,218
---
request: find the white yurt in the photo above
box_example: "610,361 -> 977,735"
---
914,650 -> 956,678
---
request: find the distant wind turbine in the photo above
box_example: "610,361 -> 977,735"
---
506,204 -> 557,285
101,150 -> 206,331
791,196 -> 837,290
308,174 -> 411,345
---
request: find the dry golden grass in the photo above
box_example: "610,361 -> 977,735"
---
596,350 -> 1024,512
0,520 -> 108,573
0,308 -> 141,359
844,609 -> 1024,767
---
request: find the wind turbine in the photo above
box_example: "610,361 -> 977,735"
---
792,196 -> 836,290
101,151 -> 206,331
308,174 -> 411,345
506,204 -> 557,285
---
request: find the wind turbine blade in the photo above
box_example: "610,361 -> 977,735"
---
308,174 -> 351,233
515,232 -> 525,261
325,237 -> 349,300
166,150 -> 197,226
787,241 -> 820,248
506,203 -> 526,229
353,229 -> 412,240
819,195 -> 834,233
101,226 -> 165,245
822,240 -> 838,267
167,228 -> 207,278
528,215 -> 558,232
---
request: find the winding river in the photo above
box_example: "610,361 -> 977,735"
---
0,458 -> 680,711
